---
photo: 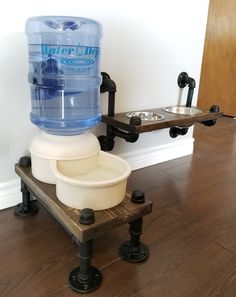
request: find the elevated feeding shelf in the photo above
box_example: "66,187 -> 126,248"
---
98,72 -> 223,151
101,107 -> 223,134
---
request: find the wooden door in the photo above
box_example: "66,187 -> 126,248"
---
198,0 -> 236,116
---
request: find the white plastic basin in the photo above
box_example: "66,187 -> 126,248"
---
30,131 -> 100,184
51,151 -> 131,210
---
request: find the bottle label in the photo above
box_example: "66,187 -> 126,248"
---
29,44 -> 100,74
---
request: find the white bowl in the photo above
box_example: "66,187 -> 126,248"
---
51,151 -> 131,210
30,131 -> 100,184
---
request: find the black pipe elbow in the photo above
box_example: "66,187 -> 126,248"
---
177,72 -> 196,108
177,72 -> 196,89
100,72 -> 116,93
186,77 -> 196,89
169,127 -> 189,138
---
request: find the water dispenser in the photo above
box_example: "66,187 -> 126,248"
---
25,16 -> 102,135
25,16 -> 131,210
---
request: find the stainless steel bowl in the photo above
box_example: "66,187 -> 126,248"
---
126,111 -> 165,121
162,106 -> 203,116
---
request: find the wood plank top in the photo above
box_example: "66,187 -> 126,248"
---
101,107 -> 223,134
15,164 -> 152,242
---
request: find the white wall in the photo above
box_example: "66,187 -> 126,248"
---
0,0 -> 209,208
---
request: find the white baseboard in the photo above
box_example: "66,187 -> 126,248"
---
0,138 -> 194,210
0,179 -> 21,210
119,137 -> 194,170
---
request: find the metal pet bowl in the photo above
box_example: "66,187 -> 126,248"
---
126,111 -> 165,121
162,106 -> 203,116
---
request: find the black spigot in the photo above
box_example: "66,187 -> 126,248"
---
178,72 -> 196,107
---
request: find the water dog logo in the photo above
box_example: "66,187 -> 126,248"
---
41,44 -> 99,67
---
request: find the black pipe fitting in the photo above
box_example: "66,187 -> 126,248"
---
202,105 -> 220,126
130,116 -> 142,126
177,72 -> 196,107
119,217 -> 149,263
100,72 -> 117,117
79,208 -> 95,225
178,72 -> 196,89
131,190 -> 145,204
98,72 -> 140,151
113,127 -> 139,143
19,156 -> 31,168
14,179 -> 38,216
100,72 -> 116,93
98,126 -> 139,151
98,135 -> 115,151
69,239 -> 102,293
169,126 -> 189,138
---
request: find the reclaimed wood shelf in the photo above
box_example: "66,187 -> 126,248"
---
15,164 -> 152,243
101,107 -> 223,134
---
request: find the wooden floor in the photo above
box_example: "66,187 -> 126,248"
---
1,116 -> 236,297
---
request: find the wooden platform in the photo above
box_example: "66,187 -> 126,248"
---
101,107 -> 223,134
15,164 -> 152,242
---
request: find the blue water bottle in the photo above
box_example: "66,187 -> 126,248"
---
25,16 -> 102,135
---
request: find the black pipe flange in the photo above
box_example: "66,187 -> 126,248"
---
69,266 -> 102,293
177,72 -> 189,88
119,217 -> 149,263
14,179 -> 39,217
119,240 -> 149,263
69,239 -> 102,294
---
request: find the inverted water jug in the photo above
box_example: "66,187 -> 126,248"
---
25,16 -> 102,135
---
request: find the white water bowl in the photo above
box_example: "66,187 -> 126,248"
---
30,131 -> 100,184
50,151 -> 131,210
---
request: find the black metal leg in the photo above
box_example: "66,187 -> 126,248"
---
14,179 -> 38,216
119,217 -> 149,263
69,239 -> 102,293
